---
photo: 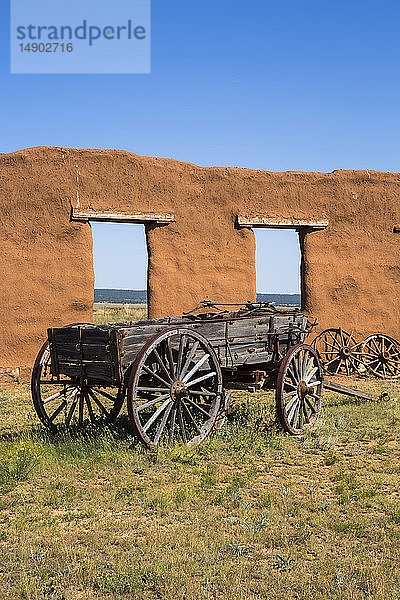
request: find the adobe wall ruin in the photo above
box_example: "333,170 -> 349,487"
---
0,146 -> 399,367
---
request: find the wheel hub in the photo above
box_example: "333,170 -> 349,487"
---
379,352 -> 389,362
170,380 -> 187,401
340,346 -> 351,358
297,380 -> 310,399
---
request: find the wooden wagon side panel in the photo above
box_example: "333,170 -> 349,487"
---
121,320 -> 228,368
48,326 -> 119,384
226,317 -> 272,367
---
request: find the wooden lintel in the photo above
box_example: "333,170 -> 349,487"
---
71,208 -> 175,224
237,216 -> 329,230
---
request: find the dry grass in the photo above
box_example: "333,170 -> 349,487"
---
0,309 -> 399,599
93,303 -> 147,324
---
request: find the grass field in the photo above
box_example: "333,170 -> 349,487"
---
0,306 -> 399,599
93,303 -> 147,325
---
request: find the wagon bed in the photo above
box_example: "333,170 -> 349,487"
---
47,304 -> 308,386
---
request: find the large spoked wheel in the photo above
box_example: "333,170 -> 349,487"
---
360,334 -> 400,379
31,340 -> 125,433
127,328 -> 223,450
312,328 -> 363,376
276,344 -> 323,435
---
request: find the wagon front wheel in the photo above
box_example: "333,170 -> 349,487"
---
127,328 -> 223,450
276,344 -> 323,435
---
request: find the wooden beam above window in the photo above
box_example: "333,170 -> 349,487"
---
71,208 -> 175,224
237,216 -> 329,230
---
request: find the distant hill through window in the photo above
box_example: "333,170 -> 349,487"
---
94,289 -> 300,307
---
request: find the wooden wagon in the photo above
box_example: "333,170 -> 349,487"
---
31,302 -> 326,448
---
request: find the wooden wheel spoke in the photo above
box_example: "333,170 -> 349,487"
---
327,331 -> 341,348
151,348 -> 173,384
283,390 -> 297,400
287,398 -> 299,424
291,401 -> 300,428
307,380 -> 321,388
142,396 -> 172,432
181,401 -> 202,434
305,366 -> 318,383
179,341 -> 200,380
302,402 -> 310,424
65,393 -> 79,428
300,351 -> 308,379
87,388 -> 110,418
176,335 -> 187,377
304,396 -> 316,413
371,338 -> 381,353
48,399 -> 68,423
84,390 -> 96,422
92,387 -> 118,402
188,390 -> 216,397
142,365 -> 171,388
177,404 -> 187,443
78,392 -> 84,426
137,393 -> 170,412
324,340 -> 339,350
285,394 -> 299,414
169,405 -> 177,444
339,329 -> 345,350
292,355 -> 300,382
334,361 -> 342,374
39,380 -> 72,385
324,356 -> 340,367
185,371 -> 216,388
182,353 -> 210,383
42,386 -> 75,405
283,381 -> 297,390
153,402 -> 173,445
298,400 -> 304,429
365,358 -> 380,366
184,396 -> 212,418
165,338 -> 176,380
137,386 -> 170,393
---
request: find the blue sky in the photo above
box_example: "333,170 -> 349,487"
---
2,0 -> 399,293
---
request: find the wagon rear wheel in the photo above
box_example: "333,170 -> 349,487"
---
276,344 -> 323,435
360,334 -> 400,379
31,340 -> 125,433
127,328 -> 223,450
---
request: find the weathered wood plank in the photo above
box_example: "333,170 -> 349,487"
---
323,380 -> 377,401
71,208 -> 175,224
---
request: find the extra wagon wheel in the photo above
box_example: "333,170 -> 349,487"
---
127,328 -> 223,450
312,328 -> 363,376
31,340 -> 125,433
276,344 -> 323,435
359,334 -> 400,379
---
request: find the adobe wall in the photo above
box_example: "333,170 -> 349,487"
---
0,147 -> 399,367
